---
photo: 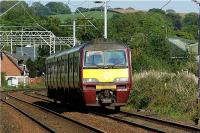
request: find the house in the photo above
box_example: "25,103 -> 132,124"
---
1,51 -> 28,84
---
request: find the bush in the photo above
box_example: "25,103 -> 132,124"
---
1,72 -> 7,86
128,71 -> 198,121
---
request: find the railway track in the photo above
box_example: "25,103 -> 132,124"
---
2,92 -> 104,133
23,91 -> 51,102
23,90 -> 200,132
0,99 -> 55,133
91,109 -> 200,133
118,111 -> 200,132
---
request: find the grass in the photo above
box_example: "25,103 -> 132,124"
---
51,11 -> 118,23
28,81 -> 45,89
189,43 -> 198,55
128,70 -> 199,122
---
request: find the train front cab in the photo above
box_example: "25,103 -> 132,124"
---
81,47 -> 132,111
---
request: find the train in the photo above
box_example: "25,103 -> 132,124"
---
45,39 -> 132,111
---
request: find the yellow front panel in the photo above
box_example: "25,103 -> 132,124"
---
83,68 -> 128,83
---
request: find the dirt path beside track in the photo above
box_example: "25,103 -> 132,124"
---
0,100 -> 47,133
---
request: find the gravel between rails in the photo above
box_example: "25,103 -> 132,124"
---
0,100 -> 48,133
22,90 -> 200,132
115,111 -> 200,133
11,91 -> 152,133
1,92 -> 102,133
29,90 -> 200,132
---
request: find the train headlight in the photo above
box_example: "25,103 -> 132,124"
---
114,77 -> 128,82
83,78 -> 99,83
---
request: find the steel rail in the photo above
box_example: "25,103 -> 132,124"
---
0,99 -> 55,133
24,90 -> 192,132
24,91 -> 161,132
23,92 -> 51,102
34,91 -> 48,97
119,110 -> 200,132
24,91 -> 200,132
90,111 -> 164,133
7,93 -> 105,133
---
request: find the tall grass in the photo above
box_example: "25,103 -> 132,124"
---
128,70 -> 199,121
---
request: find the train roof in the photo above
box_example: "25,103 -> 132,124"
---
46,39 -> 128,61
84,39 -> 128,51
46,44 -> 85,60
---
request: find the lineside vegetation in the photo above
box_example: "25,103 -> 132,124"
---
128,70 -> 199,122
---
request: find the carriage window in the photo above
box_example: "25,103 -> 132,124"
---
105,51 -> 126,65
84,50 -> 127,67
85,51 -> 103,66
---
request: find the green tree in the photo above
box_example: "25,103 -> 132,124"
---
26,58 -> 37,78
0,1 -> 21,13
0,1 -> 36,26
109,12 -> 172,71
183,13 -> 198,26
75,7 -> 89,13
182,13 -> 198,40
166,13 -> 182,30
148,8 -> 165,15
44,16 -> 65,36
30,2 -> 50,16
166,9 -> 176,14
46,2 -> 71,15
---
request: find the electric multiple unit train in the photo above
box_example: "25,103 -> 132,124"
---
45,39 -> 132,111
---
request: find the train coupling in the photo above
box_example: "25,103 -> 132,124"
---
97,90 -> 115,105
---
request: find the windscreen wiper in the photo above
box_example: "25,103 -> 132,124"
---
106,63 -> 124,68
86,63 -> 104,68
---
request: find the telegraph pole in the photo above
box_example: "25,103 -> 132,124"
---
104,0 -> 107,39
198,3 -> 200,102
95,0 -> 108,39
192,0 -> 200,102
192,1 -> 200,125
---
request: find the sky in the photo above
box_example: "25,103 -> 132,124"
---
27,0 -> 199,13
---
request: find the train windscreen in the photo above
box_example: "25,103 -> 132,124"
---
84,50 -> 127,67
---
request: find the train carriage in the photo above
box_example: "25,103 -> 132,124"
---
45,39 -> 132,111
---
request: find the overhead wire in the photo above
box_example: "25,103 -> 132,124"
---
0,0 -> 48,31
66,0 -> 102,33
0,1 -> 21,17
160,0 -> 172,10
20,2 -> 48,31
148,0 -> 172,17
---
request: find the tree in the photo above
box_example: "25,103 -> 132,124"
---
0,1 -> 19,13
26,58 -> 37,78
46,2 -> 71,15
183,13 -> 198,26
148,8 -> 165,15
182,13 -> 198,40
0,1 -> 35,26
30,2 -> 50,16
166,9 -> 175,14
166,13 -> 182,30
75,7 -> 89,13
44,16 -> 64,36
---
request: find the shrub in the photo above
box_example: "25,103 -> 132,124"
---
1,72 -> 7,86
128,71 -> 198,121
